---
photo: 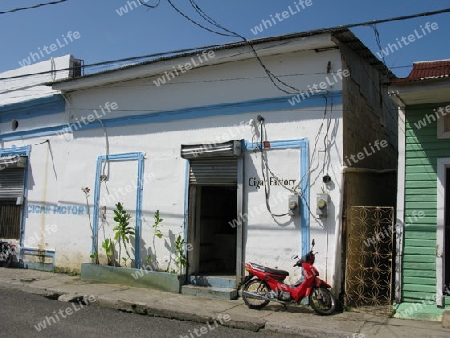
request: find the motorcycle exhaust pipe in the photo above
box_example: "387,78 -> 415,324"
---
242,291 -> 287,305
242,290 -> 270,301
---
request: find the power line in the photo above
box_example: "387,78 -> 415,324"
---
137,0 -> 160,9
0,0 -> 69,15
0,7 -> 448,83
0,44 -> 226,81
343,7 -> 450,29
183,0 -> 301,95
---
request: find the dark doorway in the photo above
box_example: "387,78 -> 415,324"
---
188,185 -> 237,276
0,200 -> 21,239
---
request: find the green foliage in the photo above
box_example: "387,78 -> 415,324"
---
145,254 -> 152,265
147,210 -> 187,275
102,238 -> 115,265
112,202 -> 134,266
82,187 -> 99,264
152,210 -> 163,239
174,235 -> 187,274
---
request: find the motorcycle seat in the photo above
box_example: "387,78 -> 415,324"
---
251,263 -> 289,276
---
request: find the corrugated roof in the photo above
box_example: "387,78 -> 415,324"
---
392,60 -> 450,83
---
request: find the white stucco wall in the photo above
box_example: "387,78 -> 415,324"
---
1,41 -> 345,283
0,54 -> 74,107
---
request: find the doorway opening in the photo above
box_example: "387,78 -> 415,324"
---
189,185 -> 237,276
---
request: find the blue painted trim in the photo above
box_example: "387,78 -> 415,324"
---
21,247 -> 55,256
92,157 -> 103,256
21,151 -> 31,249
0,125 -> 69,142
135,152 -> 145,268
0,145 -> 31,157
0,145 -> 31,248
20,247 -> 56,271
0,91 -> 342,142
92,152 -> 145,268
0,95 -> 65,121
243,138 -> 310,256
299,140 -> 310,255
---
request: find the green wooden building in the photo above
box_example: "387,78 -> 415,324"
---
390,60 -> 450,321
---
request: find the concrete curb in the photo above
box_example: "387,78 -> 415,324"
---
264,321 -> 354,338
113,299 -> 266,332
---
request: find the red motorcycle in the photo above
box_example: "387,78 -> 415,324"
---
0,241 -> 17,268
241,239 -> 336,315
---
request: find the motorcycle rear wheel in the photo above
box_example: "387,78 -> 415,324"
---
4,255 -> 12,268
309,287 -> 336,315
242,279 -> 270,309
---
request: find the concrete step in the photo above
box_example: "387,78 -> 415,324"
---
188,275 -> 236,288
443,309 -> 450,328
181,284 -> 238,300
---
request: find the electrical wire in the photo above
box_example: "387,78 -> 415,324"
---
0,6 -> 448,82
166,0 -> 234,37
321,98 -> 333,177
0,44 -> 226,81
170,0 -> 300,95
342,7 -> 450,29
0,0 -> 69,15
371,25 -> 385,64
258,119 -> 290,218
255,116 -> 325,223
138,0 -> 160,9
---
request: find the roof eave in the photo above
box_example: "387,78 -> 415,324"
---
51,33 -> 337,92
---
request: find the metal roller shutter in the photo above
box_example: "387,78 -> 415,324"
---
0,168 -> 25,200
189,158 -> 237,185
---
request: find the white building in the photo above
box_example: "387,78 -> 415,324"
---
0,55 -> 82,270
0,28 -> 397,300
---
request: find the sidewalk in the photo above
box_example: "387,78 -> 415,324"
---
1,267 -> 449,338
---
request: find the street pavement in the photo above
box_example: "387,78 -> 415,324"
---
0,267 -> 449,338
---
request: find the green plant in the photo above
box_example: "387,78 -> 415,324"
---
174,235 -> 187,274
113,202 -> 134,266
82,187 -> 99,264
102,238 -> 115,266
152,210 -> 163,239
145,254 -> 152,266
149,210 -> 163,270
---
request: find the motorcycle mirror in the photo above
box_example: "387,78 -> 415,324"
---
312,239 -> 315,247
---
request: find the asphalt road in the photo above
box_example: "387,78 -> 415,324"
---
0,286 -> 301,338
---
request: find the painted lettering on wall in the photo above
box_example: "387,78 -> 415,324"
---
27,204 -> 92,215
248,177 -> 297,190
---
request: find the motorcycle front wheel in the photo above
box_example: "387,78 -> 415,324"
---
309,287 -> 336,315
242,279 -> 270,309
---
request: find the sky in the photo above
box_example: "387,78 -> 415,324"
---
0,0 -> 449,78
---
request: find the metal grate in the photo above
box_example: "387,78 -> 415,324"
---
345,206 -> 394,316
